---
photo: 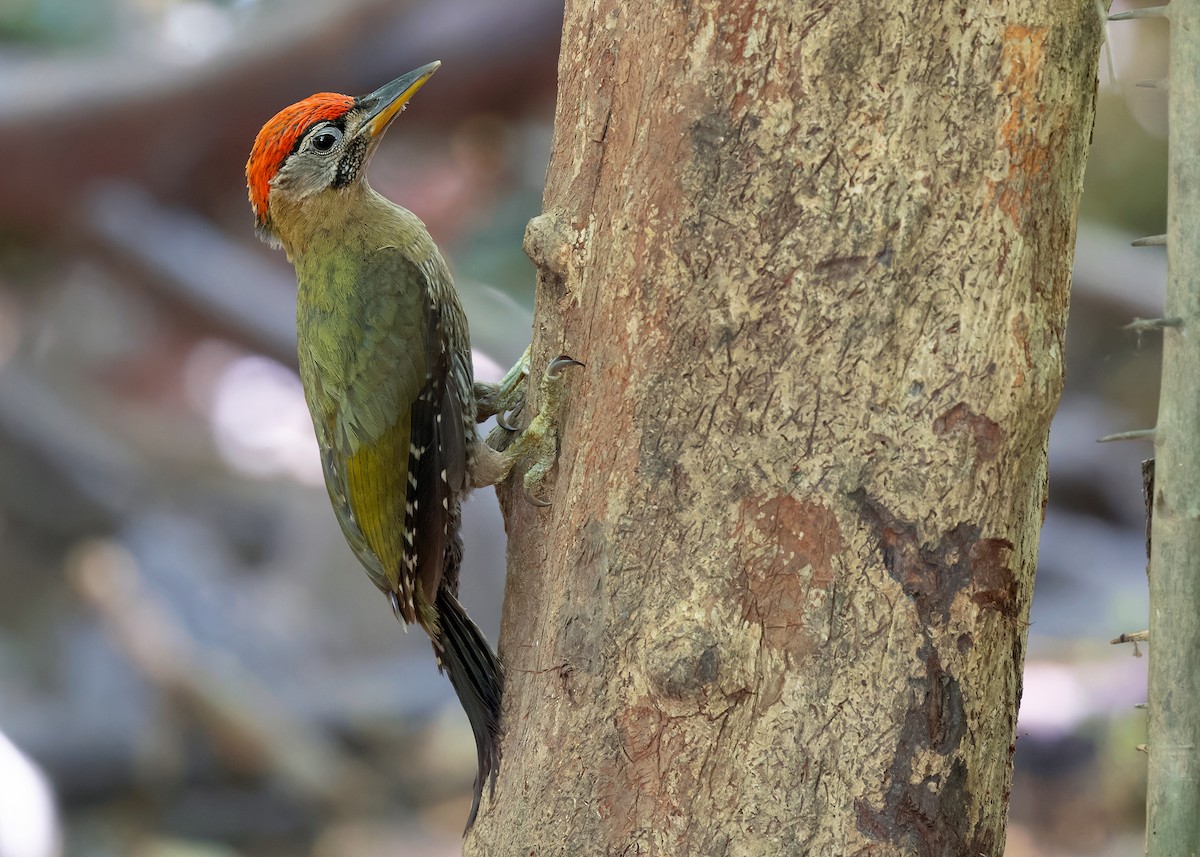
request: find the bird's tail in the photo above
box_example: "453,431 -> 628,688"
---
434,588 -> 503,832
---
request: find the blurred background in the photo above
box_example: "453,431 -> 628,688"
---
0,1 -> 1168,855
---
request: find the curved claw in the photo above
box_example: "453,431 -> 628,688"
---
496,409 -> 518,432
524,485 -> 552,507
497,398 -> 525,431
545,355 -> 585,381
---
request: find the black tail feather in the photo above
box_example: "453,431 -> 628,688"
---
434,588 -> 503,832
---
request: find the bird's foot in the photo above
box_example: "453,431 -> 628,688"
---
474,345 -> 531,429
472,354 -> 583,504
512,355 -> 583,504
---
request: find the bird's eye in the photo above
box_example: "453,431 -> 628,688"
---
310,127 -> 343,153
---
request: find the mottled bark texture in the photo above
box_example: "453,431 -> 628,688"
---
470,3 -> 1103,855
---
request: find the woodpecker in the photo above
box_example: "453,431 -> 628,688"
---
246,62 -> 574,830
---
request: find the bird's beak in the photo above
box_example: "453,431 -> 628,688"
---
358,61 -> 441,138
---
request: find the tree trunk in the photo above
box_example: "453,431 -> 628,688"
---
471,2 -> 1104,854
1147,2 -> 1200,853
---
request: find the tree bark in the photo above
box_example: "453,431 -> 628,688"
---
1147,2 -> 1200,853
472,2 -> 1104,854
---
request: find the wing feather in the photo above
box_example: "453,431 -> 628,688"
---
309,247 -> 469,625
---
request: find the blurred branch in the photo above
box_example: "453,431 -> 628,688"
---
1073,222 -> 1167,315
0,360 -> 139,529
0,0 -> 561,228
84,183 -> 298,364
69,539 -> 378,809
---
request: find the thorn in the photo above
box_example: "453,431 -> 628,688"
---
1136,78 -> 1169,91
1111,630 -> 1150,644
1097,428 -> 1157,443
1136,744 -> 1149,754
1132,234 -> 1167,247
1135,702 -> 1148,710
1108,6 -> 1168,21
1124,316 -> 1182,331
1111,629 -> 1149,657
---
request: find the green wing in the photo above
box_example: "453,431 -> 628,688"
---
301,247 -> 467,626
